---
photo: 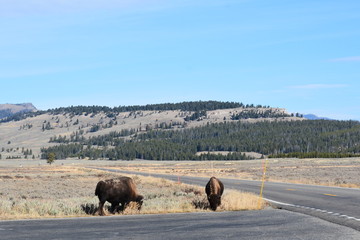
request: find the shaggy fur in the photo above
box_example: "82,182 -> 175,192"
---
95,176 -> 144,216
205,177 -> 224,211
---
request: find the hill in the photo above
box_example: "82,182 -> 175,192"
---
0,101 -> 303,160
1,101 -> 360,161
0,103 -> 37,120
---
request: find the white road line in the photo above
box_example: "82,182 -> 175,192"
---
263,198 -> 295,207
263,198 -> 360,222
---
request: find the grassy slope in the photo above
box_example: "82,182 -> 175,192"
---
0,107 -> 299,158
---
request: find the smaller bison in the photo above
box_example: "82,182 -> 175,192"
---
205,177 -> 224,211
95,176 -> 144,216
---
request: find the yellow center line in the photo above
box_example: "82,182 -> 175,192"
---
286,189 -> 296,191
323,193 -> 337,197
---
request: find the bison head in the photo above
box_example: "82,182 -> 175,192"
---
208,194 -> 221,211
136,195 -> 144,210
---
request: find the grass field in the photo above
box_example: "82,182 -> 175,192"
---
0,164 -> 264,220
2,156 -> 359,220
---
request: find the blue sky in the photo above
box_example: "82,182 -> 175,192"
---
1,0 -> 359,120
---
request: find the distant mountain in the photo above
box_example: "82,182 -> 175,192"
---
303,114 -> 332,120
0,103 -> 37,119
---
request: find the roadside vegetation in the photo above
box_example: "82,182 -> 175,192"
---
0,166 -> 264,220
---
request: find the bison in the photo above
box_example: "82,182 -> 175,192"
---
95,176 -> 144,216
205,177 -> 224,211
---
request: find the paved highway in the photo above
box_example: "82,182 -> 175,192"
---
1,210 -> 360,239
93,168 -> 360,231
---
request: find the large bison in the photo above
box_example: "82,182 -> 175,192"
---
95,176 -> 144,216
205,177 -> 224,211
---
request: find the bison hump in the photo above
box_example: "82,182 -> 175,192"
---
206,177 -> 224,196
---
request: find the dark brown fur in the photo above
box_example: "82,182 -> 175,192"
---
95,176 -> 144,216
205,177 -> 224,211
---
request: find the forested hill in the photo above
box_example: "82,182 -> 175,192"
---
5,100 -> 358,161
49,101 -> 255,114
41,120 -> 360,161
1,100 -> 302,161
0,101 -> 277,123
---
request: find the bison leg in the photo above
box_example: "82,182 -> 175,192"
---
110,202 -> 120,214
118,203 -> 125,212
117,201 -> 128,212
98,201 -> 105,216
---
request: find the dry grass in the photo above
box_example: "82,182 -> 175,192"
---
0,165 -> 264,220
221,190 -> 264,211
3,156 -> 357,220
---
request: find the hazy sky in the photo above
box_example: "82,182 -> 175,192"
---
1,0 -> 359,120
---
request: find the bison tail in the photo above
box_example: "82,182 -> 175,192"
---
95,181 -> 105,196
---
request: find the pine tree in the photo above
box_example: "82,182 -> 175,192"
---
47,152 -> 56,165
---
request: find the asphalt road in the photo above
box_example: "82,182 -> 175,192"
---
93,168 -> 360,231
1,210 -> 360,240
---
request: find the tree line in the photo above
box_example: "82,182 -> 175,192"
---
231,109 -> 292,119
1,101 -> 269,123
47,101 -> 268,115
41,119 -> 360,161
